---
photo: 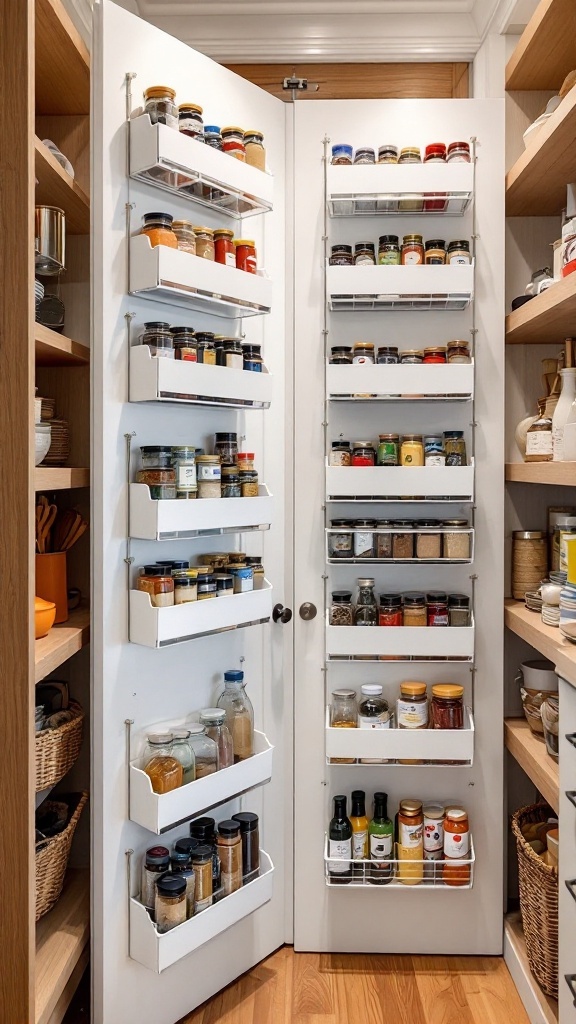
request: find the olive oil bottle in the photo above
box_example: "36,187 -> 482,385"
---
328,795 -> 352,884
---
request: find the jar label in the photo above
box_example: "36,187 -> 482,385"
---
352,831 -> 368,859
403,252 -> 423,265
197,464 -> 221,481
225,252 -> 236,267
328,838 -> 352,871
397,699 -> 428,728
525,431 -> 552,456
448,254 -> 470,264
426,256 -> 445,265
429,613 -> 449,626
425,455 -> 446,467
444,829 -> 469,858
370,834 -> 393,858
354,531 -> 373,557
399,820 -> 423,848
378,253 -> 400,265
355,255 -> 375,265
424,820 -> 444,851
329,452 -> 351,467
225,353 -> 244,370
377,442 -> 398,465
358,715 -> 391,729
176,465 -> 197,489
445,453 -> 464,466
353,355 -> 374,365
331,533 -> 353,552
244,360 -> 262,372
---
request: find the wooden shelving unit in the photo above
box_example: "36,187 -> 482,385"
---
505,0 -> 576,91
506,87 -> 576,216
35,467 -> 90,491
505,598 -> 576,689
504,718 -> 559,812
504,912 -> 558,1024
505,274 -> 576,345
35,137 -> 89,234
35,869 -> 90,1024
505,461 -> 576,485
35,605 -> 90,684
35,0 -> 89,116
35,323 -> 89,368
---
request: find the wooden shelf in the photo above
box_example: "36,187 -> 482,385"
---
506,461 -> 576,485
35,869 -> 89,1024
35,467 -> 89,491
35,138 -> 89,234
35,323 -> 89,367
505,598 -> 576,690
505,273 -> 576,345
35,605 -> 90,683
504,912 -> 558,1024
506,87 -> 576,215
35,0 -> 89,116
505,717 -> 559,812
506,0 -> 576,91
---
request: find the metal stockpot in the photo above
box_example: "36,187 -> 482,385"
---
35,205 -> 66,274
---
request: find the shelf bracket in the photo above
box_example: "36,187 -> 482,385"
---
125,719 -> 134,819
125,848 -> 134,956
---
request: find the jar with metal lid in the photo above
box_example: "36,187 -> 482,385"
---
447,141 -> 471,163
427,591 -> 449,627
141,212 -> 178,249
172,334 -> 197,363
221,466 -> 241,498
354,519 -> 376,559
424,435 -> 445,466
214,573 -> 234,595
355,242 -> 376,266
376,148 -> 399,210
330,346 -> 353,364
403,594 -> 426,626
424,346 -> 448,364
377,347 -> 399,365
512,531 -> 547,599
423,144 -> 447,212
143,86 -> 178,129
330,591 -> 354,625
431,684 -> 464,729
221,126 -> 246,160
329,244 -> 354,266
392,521 -> 414,559
377,434 -> 399,466
379,593 -> 403,625
376,522 -> 394,559
228,553 -> 247,567
141,845 -> 170,911
244,130 -> 266,170
399,146 -> 421,164
195,332 -> 216,364
444,431 -> 467,466
378,145 -> 398,163
329,689 -> 357,762
140,445 -> 173,469
352,342 -> 375,365
354,147 -> 375,164
399,148 -> 422,212
141,321 -> 174,358
401,234 -> 424,265
328,520 -> 354,559
443,807 -> 470,886
235,239 -> 257,273
242,343 -> 263,371
200,708 -> 234,770
443,520 -> 471,560
416,520 -> 442,559
204,125 -> 222,149
448,594 -> 471,626
400,435 -> 424,466
214,228 -> 236,267
217,338 -> 243,369
196,455 -> 222,498
424,239 -> 446,265
174,575 -> 198,604
214,431 -> 238,466
354,577 -> 378,626
240,471 -> 259,497
447,340 -> 471,363
400,349 -> 424,364
137,568 -> 175,607
191,845 -> 213,911
352,441 -> 376,466
245,555 -> 264,576
358,684 -> 391,763
378,235 -> 401,265
171,446 -> 197,496
447,240 -> 471,265
193,227 -> 215,260
397,681 -> 428,728
331,144 -> 353,165
178,102 -> 204,139
329,440 -> 352,466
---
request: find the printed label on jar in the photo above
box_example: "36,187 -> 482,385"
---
353,831 -> 368,859
176,465 -> 197,489
353,356 -> 374,365
525,431 -> 553,456
225,252 -> 236,267
397,699 -> 428,729
354,531 -> 373,557
445,453 -> 464,466
244,360 -> 262,372
358,715 -> 391,729
403,252 -> 423,265
329,451 -> 352,467
443,829 -> 469,858
425,455 -> 446,467
448,254 -> 470,265
398,820 -> 423,848
428,613 -> 449,626
331,533 -> 353,552
225,353 -> 244,370
426,256 -> 445,265
356,255 -> 375,265
197,464 -> 221,481
424,820 -> 444,852
328,838 -> 352,872
377,442 -> 398,466
378,253 -> 400,265
370,834 -> 393,858
179,117 -> 203,135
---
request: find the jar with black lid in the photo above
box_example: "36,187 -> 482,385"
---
352,441 -> 376,466
328,519 -> 354,559
447,240 -> 471,265
427,591 -> 449,627
221,466 -> 241,498
448,594 -> 470,626
330,244 -> 354,266
354,147 -> 375,164
231,812 -> 260,883
330,591 -> 354,625
354,518 -> 377,559
377,346 -> 399,364
141,321 -> 174,358
330,346 -> 353,364
171,326 -> 197,362
376,521 -> 394,559
425,239 -> 447,265
242,343 -> 263,372
378,145 -> 398,163
140,445 -> 173,469
217,338 -> 243,370
400,350 -> 424,365
195,331 -> 216,365
214,432 -> 238,466
329,440 -> 352,466
198,577 -> 217,600
355,242 -> 376,266
378,235 -> 401,266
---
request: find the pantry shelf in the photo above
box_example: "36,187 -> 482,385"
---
323,836 -> 475,889
505,598 -> 576,690
35,0 -> 90,115
325,706 -> 474,764
325,462 -> 475,502
504,912 -> 559,1024
35,467 -> 90,490
506,461 -> 576,485
35,323 -> 90,367
326,162 -> 474,217
327,263 -> 474,312
504,718 -> 559,813
35,605 -> 90,683
35,868 -> 89,1024
129,345 -> 272,408
505,273 -> 576,345
326,616 -> 475,660
505,0 -> 576,91
506,87 -> 576,216
326,361 -> 474,401
34,137 -> 90,235
129,483 -> 273,540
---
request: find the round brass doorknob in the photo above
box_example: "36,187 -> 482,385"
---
299,602 -> 317,620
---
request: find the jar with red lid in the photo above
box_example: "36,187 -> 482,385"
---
352,442 -> 375,466
427,592 -> 449,627
423,347 -> 447,364
235,239 -> 257,274
379,593 -> 403,626
221,126 -> 246,160
214,228 -> 236,267
424,143 -> 447,212
447,142 -> 471,163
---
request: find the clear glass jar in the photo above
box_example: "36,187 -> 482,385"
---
171,730 -> 196,784
447,142 -> 471,163
196,332 -> 216,364
196,456 -> 221,498
416,521 -> 442,560
352,442 -> 376,466
443,520 -> 471,560
378,145 -> 398,163
143,733 -> 183,793
155,874 -> 187,933
378,235 -> 401,265
214,573 -> 234,595
221,467 -> 241,498
178,102 -> 204,140
171,446 -> 197,496
354,577 -> 378,626
330,347 -> 353,366
136,568 -> 175,608
392,521 -> 414,559
174,575 -> 198,603
141,212 -> 178,249
217,669 -> 254,761
328,521 -> 354,560
431,685 -> 464,729
448,594 -> 471,626
193,227 -> 215,260
199,708 -> 234,769
214,432 -> 238,466
197,578 -> 217,600
170,326 -> 196,363
379,593 -> 403,625
401,234 -> 424,265
231,566 -> 253,593
239,470 -> 258,497
186,724 -> 218,778
447,339 -> 471,363
222,126 -> 246,160
397,682 -> 428,729
354,519 -> 376,559
398,148 -> 422,212
377,434 -> 399,465
424,347 -> 447,364
354,147 -> 375,164
427,591 -> 449,627
330,689 -> 358,726
244,130 -> 266,171
191,845 -> 213,911
141,321 -> 174,358
237,452 -> 255,472
331,144 -> 353,165
403,593 -> 427,626
376,522 -> 394,559
424,436 -> 445,466
135,472 -> 176,500
425,239 -> 446,265
218,339 -> 243,370
143,86 -> 178,129
329,441 -> 351,467
329,244 -> 354,266
140,845 -> 170,911
204,125 -> 222,149
172,220 -> 196,254
444,431 -> 467,466
330,591 -> 354,625
217,821 -> 243,895
447,240 -> 471,265
235,239 -> 257,274
355,242 -> 376,266
400,350 -> 424,364
140,445 -> 173,470
353,343 -> 375,365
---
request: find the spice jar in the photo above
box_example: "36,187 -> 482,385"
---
214,228 -> 236,267
447,141 -> 471,163
398,147 -> 423,213
397,799 -> 424,884
447,240 -> 471,265
378,144 -> 398,163
444,431 -> 467,465
218,339 -> 243,369
379,593 -> 403,626
354,578 -> 378,625
141,212 -> 178,249
400,350 -> 423,364
197,577 -> 217,600
401,234 -> 424,265
427,591 -> 449,626
443,520 -> 471,560
330,689 -> 358,764
217,669 -> 254,761
170,326 -> 197,362
141,846 -> 170,911
512,531 -> 547,600
424,436 -> 445,466
378,235 -> 400,265
377,347 -> 399,365
397,682 -> 428,728
423,804 -> 445,861
352,342 -> 375,365
355,242 -> 376,266
392,522 -> 414,560
199,708 -> 234,768
187,724 -> 218,778
214,573 -> 234,595
196,455 -> 221,498
135,471 -> 176,500
354,519 -> 376,559
329,440 -> 352,466
137,568 -> 175,607
231,566 -> 254,593
143,733 -> 183,793
328,522 -> 354,560
244,130 -> 266,170
425,239 -> 446,265
174,575 -> 198,604
193,227 -> 215,260
143,86 -> 178,129
354,147 -> 375,164
172,220 -> 197,254
352,441 -> 376,466
330,346 -> 353,365
400,435 -> 424,466
403,593 -> 427,626
221,126 -> 246,160
443,807 -> 470,886
431,684 -> 464,729
242,343 -> 263,371
358,684 -> 391,764
155,874 -> 187,933
448,594 -> 471,626
329,244 -> 354,266
377,434 -> 399,465
240,471 -> 258,496
216,820 -> 243,895
205,125 -> 222,149
329,590 -> 354,624
170,853 -> 196,919
424,143 -> 447,212
178,102 -> 204,139
447,340 -> 471,363
191,845 -> 214,911
140,445 -> 173,470
141,322 -> 174,358
214,431 -> 238,465
171,445 -> 197,497
416,520 -> 442,559
331,144 -> 353,165
235,239 -> 257,273
376,522 -> 394,559
231,812 -> 260,883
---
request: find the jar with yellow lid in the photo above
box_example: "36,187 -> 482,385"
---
193,227 -> 215,260
400,435 -> 424,466
397,681 -> 428,766
172,220 -> 196,255
235,240 -> 257,273
214,228 -> 236,267
221,126 -> 246,160
178,103 -> 204,140
143,86 -> 178,129
244,130 -> 266,171
431,684 -> 464,729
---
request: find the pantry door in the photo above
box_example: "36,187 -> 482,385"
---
92,3 -> 291,1022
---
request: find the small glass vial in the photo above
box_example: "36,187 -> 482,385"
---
448,594 -> 471,626
187,724 -> 218,778
354,578 -> 378,626
217,669 -> 254,761
216,820 -> 243,895
171,730 -> 196,784
330,590 -> 354,625
143,733 -> 183,794
141,845 -> 170,912
172,220 -> 197,254
178,102 -> 204,140
143,86 -> 178,129
244,130 -> 266,171
199,708 -> 234,769
155,874 -> 187,933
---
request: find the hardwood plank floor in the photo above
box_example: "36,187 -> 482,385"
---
180,947 -> 531,1024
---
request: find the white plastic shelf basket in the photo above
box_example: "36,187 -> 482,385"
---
129,345 -> 273,409
129,483 -> 273,540
129,114 -> 273,218
324,706 -> 474,764
325,613 -> 475,660
325,462 -> 475,502
324,836 -> 474,889
326,361 -> 474,402
327,263 -> 474,312
326,162 -> 474,218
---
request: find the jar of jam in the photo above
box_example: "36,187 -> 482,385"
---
431,684 -> 464,729
443,807 -> 470,886
329,440 -> 352,466
403,595 -> 427,627
377,347 -> 399,365
379,593 -> 403,626
331,144 -> 353,165
242,343 -> 263,371
401,234 -> 424,265
427,592 -> 449,627
354,519 -> 376,559
328,520 -> 354,560
376,522 -> 393,559
172,220 -> 197,254
178,103 -> 204,140
447,339 -> 471,363
204,125 -> 222,149
194,227 -> 215,260
221,126 -> 246,160
171,326 -> 197,362
214,432 -> 238,466
141,212 -> 178,249
424,239 -> 446,265
447,141 -> 471,163
400,435 -> 424,466
352,442 -> 375,466
444,431 -> 467,466
330,346 -> 353,364
377,434 -> 399,466
143,86 -> 178,129
378,235 -> 401,265
400,350 -> 423,364
354,147 -> 375,164
214,228 -> 236,267
329,244 -> 353,266
137,567 -> 175,607
141,322 -> 174,358
244,130 -> 266,171
352,343 -> 374,365
195,332 -> 216,364
355,242 -> 376,266
235,239 -> 257,273
447,240 -> 471,265
423,347 -> 447,364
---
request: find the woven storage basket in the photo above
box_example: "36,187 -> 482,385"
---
36,791 -> 88,921
35,701 -> 84,792
511,801 -> 558,998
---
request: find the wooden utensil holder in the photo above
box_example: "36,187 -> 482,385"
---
36,551 -> 68,623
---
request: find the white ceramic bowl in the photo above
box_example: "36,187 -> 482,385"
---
34,423 -> 51,466
516,659 -> 558,692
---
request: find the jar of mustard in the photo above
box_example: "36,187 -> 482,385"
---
400,435 -> 424,466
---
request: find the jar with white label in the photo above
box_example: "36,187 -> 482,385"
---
328,520 -> 354,559
354,519 -> 376,559
355,242 -> 376,265
196,455 -> 221,498
423,804 -> 445,852
352,343 -> 375,365
525,401 -> 552,462
171,446 -> 197,497
358,684 -> 391,765
424,435 -> 445,466
396,681 -> 428,730
443,807 -> 470,886
447,240 -> 471,265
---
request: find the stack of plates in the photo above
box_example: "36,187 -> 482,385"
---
542,604 -> 561,626
550,570 -> 567,585
525,591 -> 543,612
40,418 -> 70,466
38,396 -> 56,422
560,582 -> 576,643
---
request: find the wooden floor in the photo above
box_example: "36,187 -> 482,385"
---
180,946 -> 531,1024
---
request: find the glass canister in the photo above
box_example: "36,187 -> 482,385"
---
214,228 -> 236,267
141,212 -> 178,248
143,733 -> 183,793
199,708 -> 234,769
186,724 -> 218,778
171,446 -> 197,497
355,242 -> 376,266
141,321 -> 174,358
244,130 -> 266,170
196,456 -> 221,498
354,578 -> 378,625
155,874 -> 187,933
400,435 -> 424,466
235,239 -> 257,273
431,684 -> 464,729
171,326 -> 197,361
328,521 -> 354,560
403,593 -> 427,626
193,227 -> 215,260
143,86 -> 178,129
171,730 -> 196,784
354,519 -> 376,559
330,591 -> 354,625
392,521 -> 414,559
401,234 -> 424,265
376,521 -> 394,559
443,520 -> 471,560
217,669 -> 254,761
329,244 -> 354,266
416,520 -> 442,559
448,594 -> 471,626
378,235 -> 401,265
512,529 -> 548,599
172,220 -> 197,254
221,126 -> 246,160
379,593 -> 403,626
216,820 -> 243,895
141,845 -> 170,912
444,431 -> 467,466
331,144 -> 353,165
136,568 -> 175,607
178,102 -> 204,140
330,689 -> 358,764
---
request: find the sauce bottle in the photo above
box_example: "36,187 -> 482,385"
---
443,806 -> 470,886
397,799 -> 424,885
349,790 -> 369,878
328,795 -> 352,885
369,792 -> 394,885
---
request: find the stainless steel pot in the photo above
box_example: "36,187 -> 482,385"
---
35,205 -> 65,275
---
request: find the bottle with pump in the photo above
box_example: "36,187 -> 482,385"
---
328,794 -> 352,884
349,790 -> 369,877
368,791 -> 394,885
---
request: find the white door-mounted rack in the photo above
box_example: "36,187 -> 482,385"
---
129,483 -> 273,540
326,361 -> 474,402
129,730 -> 274,833
323,836 -> 475,889
324,706 -> 474,765
325,462 -> 475,502
327,263 -> 475,312
326,161 -> 474,218
129,235 -> 273,318
129,345 -> 273,409
129,578 -> 273,648
325,614 -> 475,660
325,526 -> 475,564
129,851 -> 274,972
129,114 -> 274,219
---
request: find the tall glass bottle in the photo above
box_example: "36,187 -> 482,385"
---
349,790 -> 369,879
552,367 -> 576,461
354,577 -> 378,625
217,669 -> 254,762
369,791 -> 394,885
328,794 -> 352,885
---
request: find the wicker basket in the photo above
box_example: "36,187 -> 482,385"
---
511,801 -> 558,998
36,791 -> 88,921
35,701 -> 84,793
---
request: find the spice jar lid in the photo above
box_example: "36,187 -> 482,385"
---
513,530 -> 545,539
448,239 -> 470,251
432,684 -> 464,699
244,130 -> 264,140
403,234 -> 423,244
144,86 -> 176,100
332,591 -> 352,603
403,593 -> 425,605
377,349 -> 399,357
401,349 -> 424,357
174,575 -> 197,588
447,339 -> 470,348
379,235 -> 399,245
425,143 -> 447,159
143,211 -> 173,224
399,798 -> 423,815
379,593 -> 402,606
331,441 -> 351,449
361,684 -> 384,696
144,321 -> 171,330
205,125 -> 221,134
175,838 -> 199,857
426,591 -> 448,602
399,147 -> 421,159
419,519 -> 441,527
355,241 -> 375,251
178,102 -> 203,113
195,331 -> 215,342
378,144 -> 398,156
378,433 -> 399,440
146,731 -> 173,743
231,812 -> 259,831
445,806 -> 467,821
215,432 -> 238,441
442,519 -> 469,527
355,519 -> 376,527
331,244 -> 353,253
213,228 -> 235,240
224,669 -> 244,682
156,872 -> 186,897
141,445 -> 172,454
423,804 -> 445,818
331,519 -> 353,527
355,147 -> 375,159
353,342 -> 375,350
188,724 -> 207,736
193,225 -> 214,236
357,577 -> 375,586
424,347 -> 447,355
332,688 -> 356,698
234,239 -> 256,247
353,440 -> 375,448
444,431 -> 464,439
222,125 -> 245,134
448,141 -> 470,154
218,819 -> 241,837
171,847 -> 191,865
400,683 -> 427,697
237,452 -> 255,460
448,593 -> 470,607
172,219 -> 195,229
191,844 -> 214,862
145,845 -> 170,866
199,707 -> 226,724
391,520 -> 414,527
425,239 -> 446,250
402,434 -> 423,442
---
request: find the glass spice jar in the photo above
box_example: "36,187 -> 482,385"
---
358,684 -> 391,764
400,435 -> 424,466
378,144 -> 398,163
352,342 -> 375,365
242,343 -> 263,371
401,234 -> 424,265
141,321 -> 174,358
178,103 -> 204,139
392,522 -> 414,559
424,239 -> 446,265
403,593 -> 427,626
376,521 -> 394,559
141,212 -> 178,248
221,126 -> 246,160
448,594 -> 471,626
354,147 -> 375,164
443,520 -> 471,560
199,708 -> 234,769
377,347 -> 399,365
195,332 -> 217,364
329,244 -> 354,266
424,347 -> 447,364
444,431 -> 467,466
191,845 -> 213,912
447,340 -> 471,363
447,240 -> 471,265
244,130 -> 266,171
329,440 -> 352,466
155,874 -> 187,933
397,682 -> 428,728
355,242 -> 376,266
171,445 -> 197,496
379,593 -> 403,625
235,239 -> 257,273
447,142 -> 471,163
214,228 -> 236,267
221,466 -> 241,498
354,578 -> 378,626
431,684 -> 464,729
196,455 -> 222,498
400,350 -> 424,364
330,689 -> 358,764
218,339 -> 243,369
216,820 -> 243,895
136,568 -> 175,608
231,566 -> 254,593
143,86 -> 178,129
377,434 -> 399,465
416,520 -> 442,559
143,733 -> 183,793
214,573 -> 234,595
140,445 -> 173,469
172,220 -> 197,254
204,125 -> 222,149
427,591 -> 449,627
330,346 -> 353,364
331,144 -> 353,165
352,442 -> 376,466
354,519 -> 376,559
424,436 -> 445,466
214,431 -> 238,466
172,335 -> 197,363
174,575 -> 198,604
135,471 -> 176,500
240,471 -> 259,497
141,846 -> 170,912
197,578 -> 217,600
378,235 -> 401,265
328,522 -> 354,560
193,227 -> 215,260
330,591 -> 354,625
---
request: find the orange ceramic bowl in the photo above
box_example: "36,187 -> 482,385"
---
35,596 -> 56,639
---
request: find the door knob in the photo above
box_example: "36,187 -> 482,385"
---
272,603 -> 292,624
299,602 -> 317,620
